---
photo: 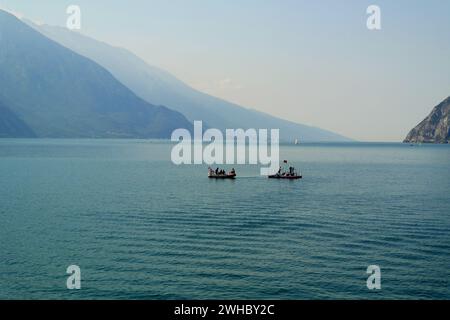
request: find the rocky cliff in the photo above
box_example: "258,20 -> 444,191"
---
404,97 -> 450,144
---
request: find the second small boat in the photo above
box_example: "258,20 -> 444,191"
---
269,161 -> 302,179
268,174 -> 302,180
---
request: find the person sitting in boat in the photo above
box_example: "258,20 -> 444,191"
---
215,167 -> 219,175
277,166 -> 282,175
230,168 -> 236,175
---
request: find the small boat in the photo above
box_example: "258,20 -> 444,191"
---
269,161 -> 302,179
268,173 -> 302,180
208,173 -> 236,179
208,167 -> 236,179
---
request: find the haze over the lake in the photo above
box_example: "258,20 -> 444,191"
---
3,0 -> 450,142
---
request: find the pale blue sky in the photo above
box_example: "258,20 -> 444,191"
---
1,0 -> 450,141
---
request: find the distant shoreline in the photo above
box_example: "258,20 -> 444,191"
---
2,137 -> 450,146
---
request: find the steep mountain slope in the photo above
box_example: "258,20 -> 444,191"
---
33,23 -> 351,142
404,97 -> 450,144
0,10 -> 191,138
0,100 -> 36,137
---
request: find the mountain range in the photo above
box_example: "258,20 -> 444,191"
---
404,96 -> 450,144
29,20 -> 351,142
0,10 -> 191,138
0,8 -> 352,141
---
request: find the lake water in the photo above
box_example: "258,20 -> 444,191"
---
0,139 -> 449,299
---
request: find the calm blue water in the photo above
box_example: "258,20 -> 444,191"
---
0,139 -> 449,299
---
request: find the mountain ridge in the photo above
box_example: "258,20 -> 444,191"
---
0,10 -> 192,139
31,22 -> 352,142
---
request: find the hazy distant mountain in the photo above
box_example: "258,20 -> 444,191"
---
0,10 -> 191,138
32,22 -> 352,142
0,100 -> 36,138
404,97 -> 450,144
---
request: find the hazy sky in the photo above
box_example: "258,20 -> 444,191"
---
1,0 -> 450,141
